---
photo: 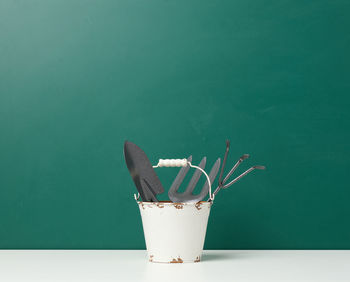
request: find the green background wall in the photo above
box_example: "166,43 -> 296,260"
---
1,0 -> 349,249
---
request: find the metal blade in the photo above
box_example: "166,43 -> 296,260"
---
168,156 -> 192,194
141,178 -> 159,202
199,158 -> 221,198
124,141 -> 164,202
184,157 -> 207,194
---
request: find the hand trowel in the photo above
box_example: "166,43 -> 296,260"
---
123,141 -> 164,202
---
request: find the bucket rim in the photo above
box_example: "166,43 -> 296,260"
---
136,200 -> 212,207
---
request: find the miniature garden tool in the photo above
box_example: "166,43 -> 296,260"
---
212,140 -> 265,199
167,155 -> 193,196
124,141 -> 164,202
167,158 -> 221,203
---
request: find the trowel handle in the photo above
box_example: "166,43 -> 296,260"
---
153,158 -> 214,201
154,159 -> 188,167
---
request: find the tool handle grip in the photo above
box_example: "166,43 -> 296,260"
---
156,159 -> 188,167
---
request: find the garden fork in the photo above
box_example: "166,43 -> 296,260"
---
167,156 -> 221,203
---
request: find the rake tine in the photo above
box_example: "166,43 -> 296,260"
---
200,158 -> 221,197
222,165 -> 266,189
182,158 -> 221,203
222,154 -> 250,184
169,156 -> 192,193
212,140 -> 230,198
218,140 -> 230,187
184,157 -> 207,194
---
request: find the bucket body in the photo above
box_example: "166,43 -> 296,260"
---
138,201 -> 211,263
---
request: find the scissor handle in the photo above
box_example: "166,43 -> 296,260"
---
153,158 -> 214,202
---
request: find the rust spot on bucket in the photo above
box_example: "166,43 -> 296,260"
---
140,202 -> 145,210
170,257 -> 183,263
149,255 -> 154,262
156,203 -> 164,208
195,202 -> 202,210
194,256 -> 200,262
173,203 -> 184,209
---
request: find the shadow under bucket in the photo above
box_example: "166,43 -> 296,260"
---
138,201 -> 212,263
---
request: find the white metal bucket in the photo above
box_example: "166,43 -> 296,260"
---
138,201 -> 212,263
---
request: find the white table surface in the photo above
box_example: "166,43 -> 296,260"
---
0,250 -> 349,282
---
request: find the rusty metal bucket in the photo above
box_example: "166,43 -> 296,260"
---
137,201 -> 212,263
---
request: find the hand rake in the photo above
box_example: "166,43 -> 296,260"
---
212,140 -> 266,199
